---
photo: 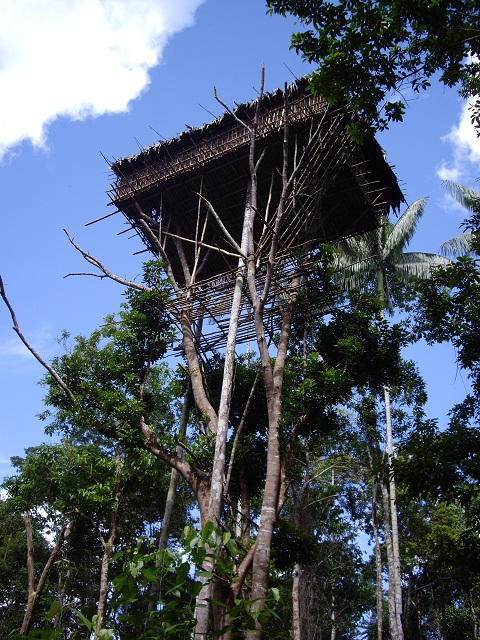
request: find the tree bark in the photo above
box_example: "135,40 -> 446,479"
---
193,197 -> 255,640
371,481 -> 383,640
249,275 -> 298,636
292,563 -> 302,640
381,476 -> 399,640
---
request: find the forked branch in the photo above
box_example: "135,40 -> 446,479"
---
64,229 -> 149,292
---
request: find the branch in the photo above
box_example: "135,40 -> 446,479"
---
20,515 -> 74,636
64,272 -> 110,279
196,194 -> 245,258
35,520 -> 74,601
176,438 -> 206,474
224,370 -> 260,498
23,513 -> 35,597
0,275 -> 75,402
64,230 -> 149,292
214,88 -> 252,133
232,540 -> 258,599
162,230 -> 242,260
139,416 -> 209,485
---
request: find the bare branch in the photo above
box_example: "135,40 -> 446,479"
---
224,369 -> 260,498
196,193 -> 246,257
0,274 -> 75,402
64,272 -> 110,279
214,87 -> 252,133
163,230 -> 242,260
64,229 -> 149,292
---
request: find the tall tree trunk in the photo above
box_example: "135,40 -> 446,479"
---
194,69 -> 265,640
54,568 -> 70,630
371,481 -> 383,640
330,596 -> 337,640
193,202 -> 253,640
378,267 -> 403,640
249,274 -> 297,637
384,384 -> 403,639
94,528 -> 117,640
469,590 -> 478,639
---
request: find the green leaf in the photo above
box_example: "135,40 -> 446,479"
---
270,587 -> 280,602
72,609 -> 93,632
202,520 -> 215,541
46,601 -> 61,622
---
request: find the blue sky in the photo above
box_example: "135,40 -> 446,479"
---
0,0 -> 479,481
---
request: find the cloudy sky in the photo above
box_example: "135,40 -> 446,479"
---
0,0 -> 204,161
0,0 -> 479,480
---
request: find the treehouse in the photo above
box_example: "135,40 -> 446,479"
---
108,79 -> 403,348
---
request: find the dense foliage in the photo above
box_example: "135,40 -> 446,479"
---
267,0 -> 480,136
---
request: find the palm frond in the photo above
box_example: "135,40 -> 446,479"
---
393,252 -> 450,280
440,232 -> 475,257
442,181 -> 480,213
334,256 -> 378,291
382,198 -> 428,260
335,231 -> 379,263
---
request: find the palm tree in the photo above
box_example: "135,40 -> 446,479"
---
440,180 -> 480,257
335,198 -> 450,640
336,198 -> 450,310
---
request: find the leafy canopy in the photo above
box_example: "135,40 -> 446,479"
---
267,0 -> 480,136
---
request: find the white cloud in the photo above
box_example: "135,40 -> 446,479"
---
438,98 -> 480,183
0,325 -> 56,364
0,0 -> 204,161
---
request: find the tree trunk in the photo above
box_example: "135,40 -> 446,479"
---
94,452 -> 123,640
54,568 -> 70,630
469,590 -> 478,639
94,531 -> 116,640
371,482 -> 383,640
148,387 -> 191,614
384,384 -> 403,639
381,476 -> 399,640
378,267 -> 403,640
193,202 -> 253,640
20,513 -> 73,636
292,563 -> 301,640
330,596 -> 337,640
249,273 -> 297,637
194,69 -> 266,640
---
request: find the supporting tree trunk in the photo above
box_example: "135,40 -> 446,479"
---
193,203 -> 254,640
94,528 -> 117,640
330,595 -> 337,640
249,276 -> 298,637
194,69 -> 265,640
